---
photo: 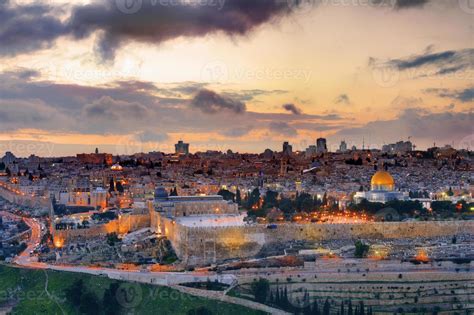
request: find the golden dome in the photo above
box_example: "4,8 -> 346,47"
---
371,170 -> 394,191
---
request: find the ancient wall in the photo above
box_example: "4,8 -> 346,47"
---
170,221 -> 474,266
52,213 -> 150,246
0,187 -> 50,212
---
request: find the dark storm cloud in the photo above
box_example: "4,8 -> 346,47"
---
1,0 -> 438,59
424,87 -> 474,103
190,89 -> 246,114
0,1 -> 68,56
282,103 -> 302,115
69,0 -> 293,60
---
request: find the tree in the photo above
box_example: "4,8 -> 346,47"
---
278,198 -> 294,215
251,278 -> 270,303
79,291 -> 100,315
354,240 -> 370,258
103,282 -> 121,315
247,188 -> 261,209
107,232 -> 120,246
217,189 -> 235,202
446,186 -> 454,196
323,298 -> 330,315
116,181 -> 124,193
235,188 -> 242,205
264,190 -> 278,208
108,178 -> 115,192
65,279 -> 84,307
170,187 -> 178,196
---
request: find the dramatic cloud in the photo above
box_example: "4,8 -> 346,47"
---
334,94 -> 351,105
190,89 -> 246,114
370,48 -> 474,79
424,87 -> 474,103
282,103 -> 302,115
0,99 -> 71,131
333,108 -> 472,148
0,0 -> 438,60
0,1 -> 68,56
268,122 -> 297,137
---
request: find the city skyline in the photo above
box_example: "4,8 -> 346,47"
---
0,0 -> 472,156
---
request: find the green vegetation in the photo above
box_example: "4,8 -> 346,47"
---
217,189 -> 235,202
106,232 -> 121,246
0,265 -> 262,315
250,278 -> 270,303
354,240 -> 370,258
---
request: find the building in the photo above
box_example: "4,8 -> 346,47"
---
282,141 -> 293,155
1,152 -> 17,165
316,138 -> 327,154
76,153 -> 113,165
175,140 -> 190,155
354,170 -> 409,203
382,141 -> 413,154
338,140 -> 348,153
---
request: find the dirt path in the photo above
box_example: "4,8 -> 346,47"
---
170,285 -> 290,315
43,270 -> 66,315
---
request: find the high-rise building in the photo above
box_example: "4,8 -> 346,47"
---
175,140 -> 190,155
282,141 -> 293,155
339,140 -> 348,152
316,138 -> 327,154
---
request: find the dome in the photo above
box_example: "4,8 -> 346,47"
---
371,170 -> 395,191
154,187 -> 169,200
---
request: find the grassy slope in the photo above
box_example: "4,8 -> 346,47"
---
0,265 -> 263,315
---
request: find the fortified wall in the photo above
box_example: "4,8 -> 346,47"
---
52,213 -> 150,247
164,220 -> 474,266
0,187 -> 50,212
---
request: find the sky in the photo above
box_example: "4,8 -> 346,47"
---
0,0 -> 472,157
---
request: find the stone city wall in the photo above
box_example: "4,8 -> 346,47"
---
52,213 -> 150,247
0,187 -> 50,212
169,221 -> 474,266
